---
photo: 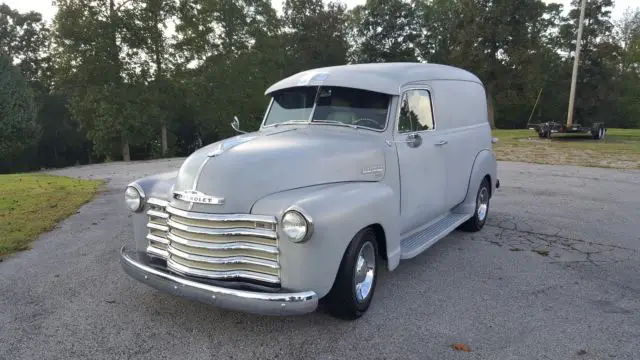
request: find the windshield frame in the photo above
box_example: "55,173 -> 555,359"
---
259,86 -> 392,133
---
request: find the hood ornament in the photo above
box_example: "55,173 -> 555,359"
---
173,190 -> 225,205
207,143 -> 225,157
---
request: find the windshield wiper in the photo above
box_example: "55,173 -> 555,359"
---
310,120 -> 358,129
273,120 -> 311,127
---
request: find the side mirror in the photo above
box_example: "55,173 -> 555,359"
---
231,116 -> 247,134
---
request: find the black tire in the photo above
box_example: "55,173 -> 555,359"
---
592,126 -> 604,140
459,177 -> 490,232
324,227 -> 379,320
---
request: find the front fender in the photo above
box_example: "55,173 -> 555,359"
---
128,171 -> 178,202
250,182 -> 400,298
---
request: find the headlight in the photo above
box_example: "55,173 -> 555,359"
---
281,208 -> 313,243
125,185 -> 144,212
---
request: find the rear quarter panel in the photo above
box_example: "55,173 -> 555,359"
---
428,79 -> 492,207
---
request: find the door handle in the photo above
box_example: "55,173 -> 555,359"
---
387,133 -> 422,148
435,139 -> 448,146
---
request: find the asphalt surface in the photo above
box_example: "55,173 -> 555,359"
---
1,159 -> 639,360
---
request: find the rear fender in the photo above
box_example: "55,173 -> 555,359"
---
452,150 -> 497,215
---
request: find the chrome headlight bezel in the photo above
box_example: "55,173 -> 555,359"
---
281,206 -> 314,243
125,184 -> 146,212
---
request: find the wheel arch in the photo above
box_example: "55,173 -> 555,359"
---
452,149 -> 497,215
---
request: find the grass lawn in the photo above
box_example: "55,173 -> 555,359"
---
0,173 -> 103,259
492,128 -> 640,169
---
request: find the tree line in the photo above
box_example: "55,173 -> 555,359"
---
1,0 -> 639,173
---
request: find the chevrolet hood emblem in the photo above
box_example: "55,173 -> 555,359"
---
173,190 -> 225,205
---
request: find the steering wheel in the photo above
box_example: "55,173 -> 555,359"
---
353,118 -> 380,129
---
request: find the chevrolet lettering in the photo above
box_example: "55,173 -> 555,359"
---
120,62 -> 500,319
173,190 -> 225,205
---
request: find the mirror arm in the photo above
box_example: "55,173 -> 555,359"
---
231,116 -> 247,134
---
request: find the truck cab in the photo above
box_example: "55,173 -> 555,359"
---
120,62 -> 499,319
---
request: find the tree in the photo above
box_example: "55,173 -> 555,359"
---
52,0 -> 155,161
0,55 -> 40,172
347,0 -> 419,63
282,0 -> 350,72
615,7 -> 640,127
0,4 -> 51,85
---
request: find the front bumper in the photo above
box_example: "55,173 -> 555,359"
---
120,246 -> 319,316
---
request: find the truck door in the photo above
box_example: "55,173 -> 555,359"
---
392,88 -> 448,236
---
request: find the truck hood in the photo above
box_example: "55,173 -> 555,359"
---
170,126 -> 387,213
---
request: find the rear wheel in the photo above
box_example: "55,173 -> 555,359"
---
324,227 -> 379,320
460,177 -> 490,232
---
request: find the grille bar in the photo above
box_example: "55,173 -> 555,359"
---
147,222 -> 169,232
167,232 -> 278,254
147,209 -> 169,219
167,246 -> 279,269
167,258 -> 280,284
146,233 -> 169,245
167,219 -> 276,239
166,206 -> 276,224
146,245 -> 168,259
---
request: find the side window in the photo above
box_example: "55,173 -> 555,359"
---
397,89 -> 435,133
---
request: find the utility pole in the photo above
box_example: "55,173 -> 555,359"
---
566,0 -> 588,128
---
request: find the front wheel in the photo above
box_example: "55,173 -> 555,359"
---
460,177 -> 490,232
324,228 -> 379,320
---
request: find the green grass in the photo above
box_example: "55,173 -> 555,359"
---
0,173 -> 103,258
492,128 -> 640,169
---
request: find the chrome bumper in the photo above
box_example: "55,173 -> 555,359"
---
120,246 -> 318,316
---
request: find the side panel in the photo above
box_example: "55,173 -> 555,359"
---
250,182 -> 401,298
429,80 -> 492,208
452,149 -> 497,215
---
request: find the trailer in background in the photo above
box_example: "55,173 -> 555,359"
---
527,121 -> 606,140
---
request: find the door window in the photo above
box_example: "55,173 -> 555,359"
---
397,89 -> 435,133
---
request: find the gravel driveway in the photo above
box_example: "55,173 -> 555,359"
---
1,159 -> 639,360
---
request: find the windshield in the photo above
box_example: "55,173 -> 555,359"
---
263,86 -> 390,130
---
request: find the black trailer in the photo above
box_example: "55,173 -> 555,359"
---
527,121 -> 606,140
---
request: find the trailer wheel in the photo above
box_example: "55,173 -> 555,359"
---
591,126 -> 605,140
539,127 -> 551,139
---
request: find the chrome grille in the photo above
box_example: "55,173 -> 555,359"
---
146,198 -> 169,259
144,198 -> 280,285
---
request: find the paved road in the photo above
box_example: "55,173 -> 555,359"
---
1,160 -> 639,360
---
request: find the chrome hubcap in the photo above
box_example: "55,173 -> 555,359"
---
477,187 -> 489,221
354,241 -> 376,302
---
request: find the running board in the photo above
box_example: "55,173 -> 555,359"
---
400,213 -> 472,259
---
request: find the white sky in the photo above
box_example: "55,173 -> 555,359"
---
2,0 -> 635,24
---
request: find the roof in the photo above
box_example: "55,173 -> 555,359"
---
264,62 -> 482,96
